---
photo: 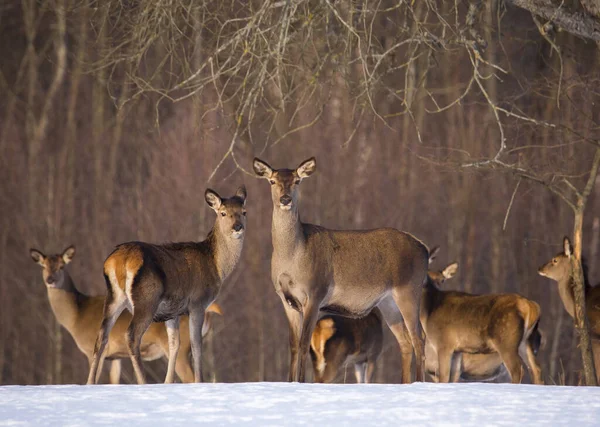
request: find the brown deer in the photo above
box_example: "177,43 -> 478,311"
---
538,236 -> 600,382
87,186 -> 247,384
421,248 -> 543,384
30,246 -> 223,383
253,157 -> 428,383
310,309 -> 383,383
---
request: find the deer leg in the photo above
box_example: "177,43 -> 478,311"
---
96,353 -> 106,384
392,288 -> 425,382
378,297 -> 414,383
365,360 -> 376,384
164,316 -> 180,384
298,304 -> 319,383
437,347 -> 454,383
497,348 -> 524,384
591,340 -> 600,385
354,363 -> 367,384
281,299 -> 303,382
174,318 -> 194,383
109,360 -> 122,384
189,307 -> 205,383
87,295 -> 127,385
449,352 -> 463,383
518,340 -> 543,385
126,306 -> 155,385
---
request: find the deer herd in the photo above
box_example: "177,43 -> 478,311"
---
28,157 -> 599,386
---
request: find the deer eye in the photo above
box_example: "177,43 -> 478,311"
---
242,211 -> 247,216
220,212 -> 226,217
552,258 -> 558,264
294,179 -> 301,185
269,180 -> 276,185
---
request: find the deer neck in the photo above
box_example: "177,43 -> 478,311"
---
271,204 -> 304,258
210,224 -> 244,281
46,270 -> 84,333
557,274 -> 591,319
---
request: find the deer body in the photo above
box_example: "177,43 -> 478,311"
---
310,309 -> 383,383
425,324 -> 542,382
539,236 -> 600,382
87,187 -> 247,384
31,247 -> 221,383
254,158 -> 428,383
421,252 -> 543,384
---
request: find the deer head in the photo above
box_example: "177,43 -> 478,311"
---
253,157 -> 316,210
426,246 -> 458,288
538,236 -> 572,282
205,186 -> 247,239
30,246 -> 76,288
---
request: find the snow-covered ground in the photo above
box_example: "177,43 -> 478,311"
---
1,382 -> 599,426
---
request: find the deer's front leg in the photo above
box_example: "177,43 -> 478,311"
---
189,307 -> 205,383
298,303 -> 319,383
281,295 -> 303,382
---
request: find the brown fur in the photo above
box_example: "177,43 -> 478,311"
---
30,246 -> 222,383
87,186 -> 246,384
422,254 -> 543,384
310,309 -> 383,383
538,236 -> 600,383
254,157 -> 428,383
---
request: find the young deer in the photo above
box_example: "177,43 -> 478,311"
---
422,248 -> 543,384
87,186 -> 247,384
538,236 -> 600,382
253,157 -> 428,383
30,246 -> 222,384
310,309 -> 383,383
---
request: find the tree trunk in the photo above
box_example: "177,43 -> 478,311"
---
571,206 -> 597,386
571,147 -> 600,386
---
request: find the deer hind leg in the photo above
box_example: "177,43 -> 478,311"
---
378,297 -> 414,384
392,288 -> 425,382
109,360 -> 122,384
365,360 -> 376,383
87,292 -> 127,385
450,352 -> 463,383
518,327 -> 543,385
437,347 -> 455,383
354,363 -> 367,383
592,340 -> 600,384
174,318 -> 194,383
164,317 -> 180,384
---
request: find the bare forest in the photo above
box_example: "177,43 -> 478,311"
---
1,0 -> 600,386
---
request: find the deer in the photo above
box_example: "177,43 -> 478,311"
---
538,236 -> 600,382
30,245 -> 223,384
253,157 -> 428,383
421,247 -> 543,384
87,186 -> 247,385
309,308 -> 383,383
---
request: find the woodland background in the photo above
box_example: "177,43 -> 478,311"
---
1,0 -> 599,385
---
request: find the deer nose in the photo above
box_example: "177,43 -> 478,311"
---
280,195 -> 292,206
46,276 -> 55,284
233,223 -> 243,232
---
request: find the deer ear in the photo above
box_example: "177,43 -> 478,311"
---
62,245 -> 76,264
442,262 -> 458,279
296,157 -> 316,179
563,236 -> 572,257
205,189 -> 222,211
30,249 -> 46,266
235,185 -> 247,205
253,158 -> 273,179
428,246 -> 440,265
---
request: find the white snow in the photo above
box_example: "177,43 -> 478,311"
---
1,382 -> 599,426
